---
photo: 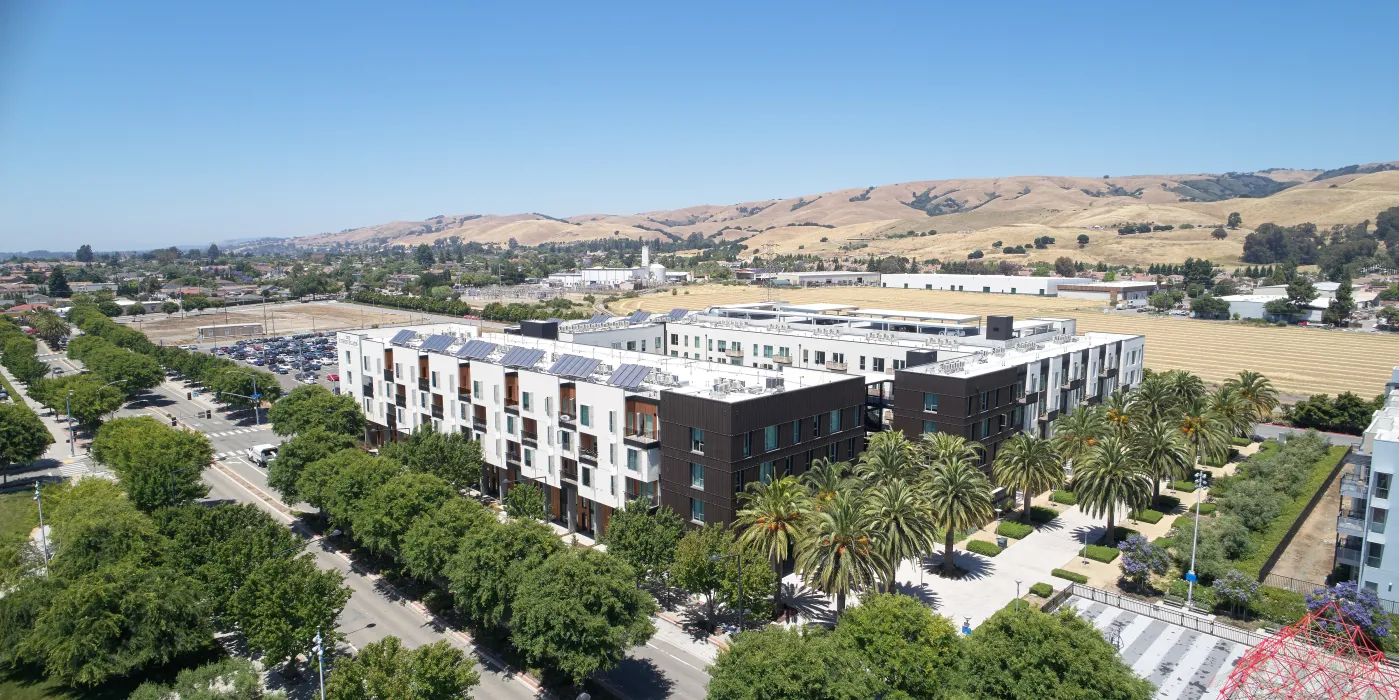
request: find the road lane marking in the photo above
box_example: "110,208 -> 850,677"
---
646,642 -> 705,671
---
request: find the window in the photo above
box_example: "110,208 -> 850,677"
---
690,498 -> 705,523
694,335 -> 700,348
764,425 -> 778,451
430,371 -> 439,388
924,393 -> 939,412
763,345 -> 773,358
981,418 -> 990,439
814,351 -> 826,365
742,432 -> 751,457
980,392 -> 989,412
922,420 -> 938,434
627,448 -> 639,471
473,380 -> 482,397
524,448 -> 533,467
690,428 -> 705,453
717,340 -> 727,351
859,356 -> 866,371
609,444 -> 616,465
580,405 -> 591,427
792,419 -> 801,443
506,415 -> 515,435
394,362 -> 402,378
609,410 -> 616,433
683,336 -> 689,347
363,356 -> 369,370
829,409 -> 840,433
691,463 -> 705,489
670,333 -> 678,345
759,462 -> 775,484
1373,507 -> 1388,534
827,442 -> 838,460
522,392 -> 532,411
812,414 -> 823,437
582,467 -> 592,487
419,392 -> 427,408
872,357 -> 885,372
1378,473 -> 1392,499
609,475 -> 615,496
1367,541 -> 1384,568
707,339 -> 713,351
655,336 -> 662,350
459,403 -> 467,419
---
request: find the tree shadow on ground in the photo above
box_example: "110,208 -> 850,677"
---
603,656 -> 676,699
782,584 -> 836,627
892,580 -> 942,610
922,551 -> 994,581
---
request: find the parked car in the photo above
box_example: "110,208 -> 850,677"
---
327,374 -> 339,382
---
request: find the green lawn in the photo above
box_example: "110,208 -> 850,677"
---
0,490 -> 39,540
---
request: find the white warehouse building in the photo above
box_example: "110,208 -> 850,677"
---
881,273 -> 1095,296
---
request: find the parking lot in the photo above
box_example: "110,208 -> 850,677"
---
193,332 -> 342,395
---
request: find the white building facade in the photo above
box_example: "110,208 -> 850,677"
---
881,273 -> 1095,296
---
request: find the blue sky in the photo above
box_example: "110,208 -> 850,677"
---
0,1 -> 1395,250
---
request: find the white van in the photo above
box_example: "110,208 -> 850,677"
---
246,444 -> 278,467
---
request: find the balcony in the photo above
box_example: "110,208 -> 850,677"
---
1015,394 -> 1027,404
1336,545 -> 1363,567
825,361 -> 847,372
431,405 -> 444,420
394,394 -> 406,408
472,417 -> 486,432
579,446 -> 599,463
1060,379 -> 1072,389
506,451 -> 521,465
1340,474 -> 1369,499
724,347 -> 743,358
362,383 -> 374,398
383,369 -> 394,382
625,430 -> 660,446
521,429 -> 538,444
1099,366 -> 1114,377
558,413 -> 576,429
1338,514 -> 1367,536
561,463 -> 579,483
773,354 -> 793,365
418,378 -> 429,391
458,388 -> 470,401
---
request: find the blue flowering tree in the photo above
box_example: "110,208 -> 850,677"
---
1118,534 -> 1168,591
1213,569 -> 1259,619
1306,581 -> 1392,646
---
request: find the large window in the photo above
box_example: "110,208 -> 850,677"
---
923,393 -> 939,412
580,405 -> 591,427
759,462 -> 775,484
829,409 -> 841,434
792,419 -> 801,443
690,498 -> 705,523
691,463 -> 705,489
922,420 -> 938,434
764,425 -> 778,451
690,428 -> 705,453
627,448 -> 639,471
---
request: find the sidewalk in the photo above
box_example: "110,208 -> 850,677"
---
0,364 -> 93,477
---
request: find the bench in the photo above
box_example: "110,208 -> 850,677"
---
1163,595 -> 1186,609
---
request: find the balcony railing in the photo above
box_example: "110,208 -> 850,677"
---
579,446 -> 599,462
506,451 -> 521,465
562,465 -> 579,482
383,369 -> 394,382
362,383 -> 374,398
472,417 -> 486,431
1015,394 -> 1027,404
431,406 -> 443,419
1340,474 -> 1369,498
1337,514 -> 1367,535
1336,545 -> 1363,566
418,378 -> 429,391
724,347 -> 743,358
825,361 -> 847,372
394,394 -> 406,408
521,429 -> 538,443
773,355 -> 793,365
458,388 -> 470,401
626,430 -> 660,445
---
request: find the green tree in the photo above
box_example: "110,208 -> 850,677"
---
1129,417 -> 1190,503
1224,370 -> 1279,421
1177,397 -> 1229,479
801,457 -> 852,507
42,479 -> 164,580
378,424 -> 483,490
925,455 -> 993,575
91,416 -> 213,511
735,476 -> 809,610
129,657 -> 278,700
268,384 -> 365,437
351,473 -> 454,556
1227,212 -> 1242,229
992,433 -> 1062,522
1051,406 -> 1105,470
512,548 -> 657,684
32,374 -> 125,427
320,451 -> 401,536
601,499 -> 686,587
160,301 -> 180,314
228,554 -> 351,669
21,561 -> 211,687
670,523 -> 732,622
415,244 -> 436,267
1190,293 -> 1230,318
1148,292 -> 1174,312
833,593 -> 962,699
1212,227 -> 1228,239
1053,256 -> 1075,277
266,429 -> 357,504
503,480 -> 547,520
960,606 -> 1154,700
1322,276 -> 1355,326
324,636 -> 480,700
1076,234 -> 1089,247
25,308 -> 69,347
207,243 -> 221,260
446,519 -> 563,629
400,497 -> 493,581
706,627 -> 878,700
75,244 -> 94,262
46,266 -> 72,297
1072,436 -> 1152,546
1208,386 -> 1254,439
796,491 -> 884,617
863,478 -> 937,593
0,403 -> 54,485
206,367 -> 281,409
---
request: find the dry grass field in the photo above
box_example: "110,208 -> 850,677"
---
121,301 -> 431,345
612,285 -> 1398,399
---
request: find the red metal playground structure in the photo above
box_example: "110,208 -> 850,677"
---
1219,601 -> 1399,699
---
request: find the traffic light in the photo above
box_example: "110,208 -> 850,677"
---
187,392 -> 192,400
206,410 -> 213,419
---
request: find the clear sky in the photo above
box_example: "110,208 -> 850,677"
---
1,1 -> 1395,251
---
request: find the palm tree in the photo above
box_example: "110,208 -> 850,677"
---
863,479 -> 937,593
1225,370 -> 1279,423
918,432 -> 981,471
795,491 -> 884,618
801,458 -> 851,510
1130,373 -> 1177,423
1102,391 -> 1134,436
855,430 -> 917,482
992,433 -> 1062,522
1052,404 -> 1105,476
924,457 -> 994,576
1162,369 -> 1207,405
25,308 -> 69,348
1129,416 -> 1190,504
1208,386 -> 1253,439
736,476 -> 810,611
1178,397 -> 1229,478
1072,435 -> 1153,546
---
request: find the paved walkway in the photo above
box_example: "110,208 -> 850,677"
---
1067,596 -> 1246,700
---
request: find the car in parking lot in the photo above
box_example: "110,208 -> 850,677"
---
327,374 -> 339,382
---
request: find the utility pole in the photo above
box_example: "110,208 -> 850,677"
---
313,628 -> 326,700
1186,469 -> 1207,607
65,389 -> 74,457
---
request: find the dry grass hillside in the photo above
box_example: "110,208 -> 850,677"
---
611,284 -> 1397,398
285,163 -> 1399,265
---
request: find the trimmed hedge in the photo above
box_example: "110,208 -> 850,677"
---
1233,445 -> 1348,576
997,521 -> 1034,539
1081,544 -> 1119,563
1254,585 -> 1307,625
1052,569 -> 1088,584
1197,503 -> 1217,516
1154,495 -> 1181,511
1171,480 -> 1198,493
1131,509 -> 1164,524
1029,582 -> 1053,598
1029,505 -> 1058,524
1230,436 -> 1253,447
966,540 -> 1003,557
1096,526 -> 1140,545
1051,490 -> 1077,506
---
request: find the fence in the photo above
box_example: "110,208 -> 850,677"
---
1062,583 -> 1274,647
1262,572 -> 1325,596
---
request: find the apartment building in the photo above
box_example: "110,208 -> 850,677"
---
1337,367 -> 1399,598
338,323 -> 864,535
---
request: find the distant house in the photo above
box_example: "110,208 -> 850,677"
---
3,303 -> 51,317
69,282 -> 117,294
23,294 -> 54,306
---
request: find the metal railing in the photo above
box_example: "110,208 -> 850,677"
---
1336,546 -> 1363,566
579,446 -> 599,460
1339,474 -> 1369,498
724,347 -> 743,358
521,430 -> 537,442
1063,584 -> 1272,647
1261,573 -> 1324,596
1337,514 -> 1367,534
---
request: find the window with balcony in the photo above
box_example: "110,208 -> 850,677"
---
690,498 -> 705,523
764,425 -> 778,451
690,428 -> 705,453
924,393 -> 939,412
691,463 -> 704,489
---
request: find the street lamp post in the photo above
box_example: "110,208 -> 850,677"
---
1185,469 -> 1207,607
710,552 -> 743,633
313,629 -> 326,700
1015,579 -> 1022,613
65,389 -> 74,457
222,370 -> 263,426
34,482 -> 50,565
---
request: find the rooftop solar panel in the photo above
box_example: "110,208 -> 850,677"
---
500,347 -> 546,368
548,354 -> 601,379
454,339 -> 496,360
608,363 -> 652,390
629,311 -> 652,323
665,308 -> 690,320
419,334 -> 454,353
389,329 -> 416,345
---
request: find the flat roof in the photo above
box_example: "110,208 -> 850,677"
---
857,308 -> 980,323
777,303 -> 859,313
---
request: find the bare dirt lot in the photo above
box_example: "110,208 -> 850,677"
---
120,302 -> 434,345
612,284 -> 1399,398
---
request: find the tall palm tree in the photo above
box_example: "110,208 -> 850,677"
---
1072,435 -> 1153,546
1130,373 -> 1177,423
924,457 -> 994,576
918,432 -> 981,471
1102,391 -> 1134,437
1225,370 -> 1279,423
1129,416 -> 1190,504
736,476 -> 810,611
1052,404 -> 1105,476
992,433 -> 1062,522
1162,369 -> 1207,406
1208,386 -> 1253,439
801,458 -> 851,510
25,308 -> 69,348
795,491 -> 884,618
863,478 -> 937,593
855,430 -> 917,482
1177,397 -> 1229,478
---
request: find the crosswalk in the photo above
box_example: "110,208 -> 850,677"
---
205,425 -> 272,438
58,459 -> 91,477
1067,596 -> 1246,700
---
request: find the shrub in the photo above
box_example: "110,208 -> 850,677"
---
1308,581 -> 1393,641
1118,534 -> 1168,587
1029,506 -> 1058,524
967,540 -> 1002,557
1230,436 -> 1253,447
1052,569 -> 1088,584
1214,569 -> 1260,613
1029,582 -> 1053,598
997,521 -> 1034,539
1172,480 -> 1198,493
1081,544 -> 1119,563
1131,509 -> 1164,524
1154,495 -> 1181,512
1097,526 -> 1140,545
1255,585 -> 1307,625
1197,503 -> 1217,515
1169,578 -> 1217,610
1051,490 -> 1077,506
